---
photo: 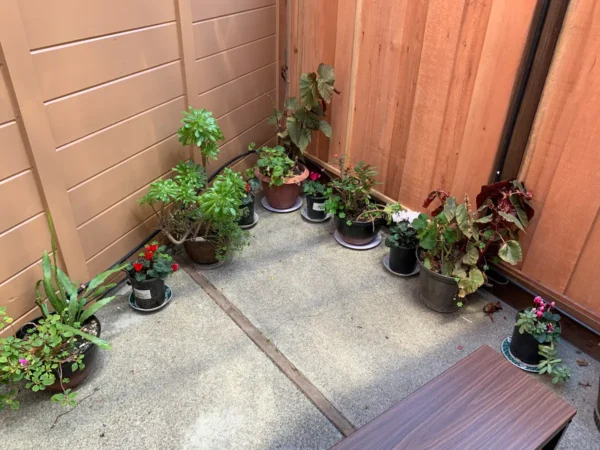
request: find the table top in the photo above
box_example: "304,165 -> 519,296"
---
332,345 -> 576,450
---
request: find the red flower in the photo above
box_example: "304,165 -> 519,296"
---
150,244 -> 158,252
309,172 -> 321,181
144,251 -> 153,260
133,263 -> 143,272
171,263 -> 179,272
245,182 -> 251,193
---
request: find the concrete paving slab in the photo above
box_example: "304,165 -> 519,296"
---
202,197 -> 600,449
0,270 -> 342,450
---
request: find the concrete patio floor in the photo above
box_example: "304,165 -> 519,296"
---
2,195 -> 599,449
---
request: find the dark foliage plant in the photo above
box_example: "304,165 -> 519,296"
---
385,221 -> 418,249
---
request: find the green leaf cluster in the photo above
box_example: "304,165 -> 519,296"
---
537,342 -> 571,384
177,107 -> 224,162
256,146 -> 296,186
385,221 -> 418,249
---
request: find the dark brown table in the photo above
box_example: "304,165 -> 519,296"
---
332,345 -> 576,450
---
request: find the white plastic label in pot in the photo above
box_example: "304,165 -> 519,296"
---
312,202 -> 325,211
133,289 -> 152,299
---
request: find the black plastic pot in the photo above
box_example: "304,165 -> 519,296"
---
509,314 -> 543,365
238,196 -> 255,226
389,246 -> 417,274
335,216 -> 383,246
129,276 -> 165,309
306,194 -> 327,220
417,251 -> 459,313
17,315 -> 101,392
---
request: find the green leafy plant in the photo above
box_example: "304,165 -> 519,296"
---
303,171 -> 327,197
385,221 -> 418,249
256,146 -> 296,186
269,64 -> 337,156
177,107 -> 224,166
324,155 -> 402,225
125,241 -> 178,282
516,296 -> 570,384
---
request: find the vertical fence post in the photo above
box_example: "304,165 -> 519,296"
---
0,0 -> 88,282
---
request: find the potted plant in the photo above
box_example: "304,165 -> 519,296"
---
0,216 -> 122,410
238,166 -> 261,227
385,220 -> 418,274
140,163 -> 249,264
302,171 -> 328,220
511,296 -> 570,384
324,155 -> 401,245
177,107 -> 224,167
124,241 -> 178,309
261,64 -> 337,209
412,181 -> 534,313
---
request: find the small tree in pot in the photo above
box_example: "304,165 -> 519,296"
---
303,171 -> 328,220
177,107 -> 224,167
125,241 -> 178,309
512,296 -> 570,384
385,220 -> 418,274
261,64 -> 337,209
324,155 -> 402,245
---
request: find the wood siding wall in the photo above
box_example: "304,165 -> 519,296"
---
0,0 -> 279,331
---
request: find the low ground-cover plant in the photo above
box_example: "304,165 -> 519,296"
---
125,241 -> 178,282
324,155 -> 401,225
516,296 -> 570,383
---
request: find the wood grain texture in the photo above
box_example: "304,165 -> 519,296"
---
0,64 -> 16,123
32,23 -> 180,101
191,0 -> 275,23
193,6 -> 276,59
176,0 -> 201,123
195,35 -> 276,95
18,0 -> 176,50
217,89 -> 275,146
333,346 -> 575,450
47,61 -> 184,146
0,170 -> 44,233
0,121 -> 30,181
0,261 -> 43,323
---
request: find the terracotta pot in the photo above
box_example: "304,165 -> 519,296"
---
255,164 -> 309,209
334,216 -> 383,245
184,238 -> 219,264
17,316 -> 101,392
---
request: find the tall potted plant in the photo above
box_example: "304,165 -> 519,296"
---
260,64 -> 337,209
177,107 -> 224,167
140,163 -> 249,264
124,241 -> 178,309
324,155 -> 401,245
412,181 -> 534,312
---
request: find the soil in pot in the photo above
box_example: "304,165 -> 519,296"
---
17,316 -> 101,392
389,246 -> 417,274
129,276 -> 165,309
238,196 -> 255,226
417,252 -> 459,313
256,164 -> 309,209
335,216 -> 383,246
184,238 -> 220,264
509,318 -> 543,365
306,194 -> 327,220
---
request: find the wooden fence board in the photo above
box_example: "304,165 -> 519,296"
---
191,0 -> 274,23
0,171 -> 44,234
0,122 -> 30,181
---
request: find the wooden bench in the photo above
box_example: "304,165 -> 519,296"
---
332,345 -> 575,450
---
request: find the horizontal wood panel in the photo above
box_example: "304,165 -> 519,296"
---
195,35 -> 275,94
191,0 -> 275,23
46,61 -> 184,146
193,6 -> 276,59
87,215 -> 158,276
0,64 -> 16,123
33,23 -> 180,101
18,0 -> 176,50
0,171 -> 44,233
0,261 -> 43,325
0,213 -> 50,284
198,63 -> 275,119
69,135 -> 186,226
218,89 -> 275,146
78,172 -> 174,260
58,97 -> 185,188
0,121 -> 30,181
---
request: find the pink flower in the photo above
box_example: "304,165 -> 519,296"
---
19,359 -> 29,367
534,296 -> 542,305
536,311 -> 543,318
531,308 -> 537,313
550,302 -> 555,307
539,305 -> 545,312
333,154 -> 339,158
309,171 -> 321,181
547,323 -> 554,332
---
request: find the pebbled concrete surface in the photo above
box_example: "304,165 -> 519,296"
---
201,196 -> 600,450
0,269 -> 342,450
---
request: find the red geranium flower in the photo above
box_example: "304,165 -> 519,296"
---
309,171 -> 321,181
133,263 -> 143,272
150,244 -> 158,252
171,263 -> 179,272
144,251 -> 153,260
245,182 -> 251,193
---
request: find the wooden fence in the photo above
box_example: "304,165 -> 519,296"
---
0,0 -> 281,332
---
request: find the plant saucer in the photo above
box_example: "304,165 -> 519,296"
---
239,212 -> 259,229
129,285 -> 172,313
382,255 -> 419,277
334,230 -> 382,250
193,253 -> 232,271
501,337 -> 540,373
261,196 -> 302,213
300,206 -> 332,223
